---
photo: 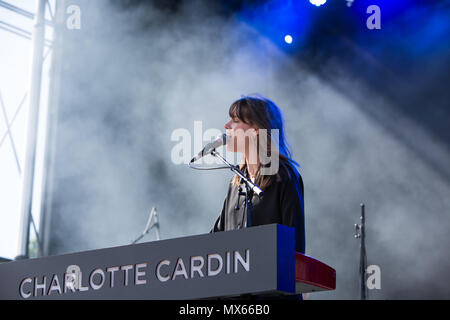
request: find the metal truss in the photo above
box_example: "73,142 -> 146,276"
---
0,0 -> 56,259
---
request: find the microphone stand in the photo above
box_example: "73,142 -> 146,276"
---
132,207 -> 160,244
354,203 -> 367,300
210,149 -> 263,227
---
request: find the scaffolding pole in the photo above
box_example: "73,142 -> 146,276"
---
38,0 -> 65,257
17,0 -> 47,259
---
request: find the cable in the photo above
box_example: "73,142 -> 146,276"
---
187,162 -> 232,170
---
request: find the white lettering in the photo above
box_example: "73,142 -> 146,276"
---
207,254 -> 223,276
172,258 -> 188,280
120,265 -> 133,286
89,268 -> 105,290
234,249 -> 250,273
65,265 -> 81,291
78,272 -> 89,292
135,263 -> 147,285
190,256 -> 205,278
106,266 -> 119,288
34,276 -> 46,297
47,274 -> 62,295
156,260 -> 170,282
64,273 -> 76,293
19,278 -> 32,299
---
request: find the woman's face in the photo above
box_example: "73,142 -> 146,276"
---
224,116 -> 258,155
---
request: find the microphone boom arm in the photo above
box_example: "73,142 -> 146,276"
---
210,149 -> 263,198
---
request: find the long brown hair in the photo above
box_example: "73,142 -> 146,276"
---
229,95 -> 300,190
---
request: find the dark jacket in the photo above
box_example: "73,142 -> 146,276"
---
211,162 -> 305,254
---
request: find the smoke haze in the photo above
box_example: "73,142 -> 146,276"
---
46,0 -> 450,299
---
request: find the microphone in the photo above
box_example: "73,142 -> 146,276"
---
190,133 -> 228,163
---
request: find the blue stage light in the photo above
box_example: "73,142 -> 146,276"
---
310,0 -> 326,6
284,34 -> 293,44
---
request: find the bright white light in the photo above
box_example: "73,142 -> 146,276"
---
284,35 -> 293,44
0,0 -> 55,259
310,0 -> 327,6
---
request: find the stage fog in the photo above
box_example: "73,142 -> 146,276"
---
39,0 -> 450,299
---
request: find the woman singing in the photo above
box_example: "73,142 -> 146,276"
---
211,95 -> 305,255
